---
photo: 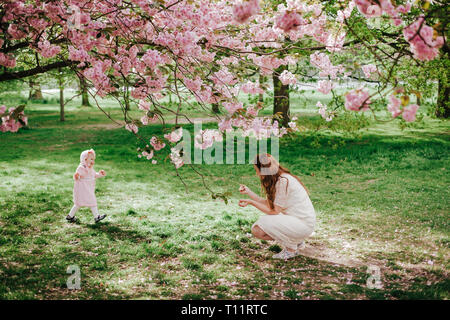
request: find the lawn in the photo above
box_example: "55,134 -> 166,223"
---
0,94 -> 449,300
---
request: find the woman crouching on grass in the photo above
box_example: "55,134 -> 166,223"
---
238,153 -> 316,260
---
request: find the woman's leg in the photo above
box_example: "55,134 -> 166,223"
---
253,215 -> 312,252
251,225 -> 274,241
68,205 -> 80,218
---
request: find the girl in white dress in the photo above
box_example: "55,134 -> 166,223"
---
238,153 -> 315,259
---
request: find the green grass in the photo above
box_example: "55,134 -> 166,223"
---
0,96 -> 449,300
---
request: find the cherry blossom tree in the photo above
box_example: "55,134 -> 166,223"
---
0,0 -> 447,169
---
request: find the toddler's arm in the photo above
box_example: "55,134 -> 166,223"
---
95,170 -> 106,178
74,166 -> 87,180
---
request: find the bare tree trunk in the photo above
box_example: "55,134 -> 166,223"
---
273,65 -> 290,127
28,79 -> 43,100
436,77 -> 449,118
212,103 -> 220,114
124,85 -> 130,111
78,75 -> 91,107
58,69 -> 65,122
258,74 -> 264,103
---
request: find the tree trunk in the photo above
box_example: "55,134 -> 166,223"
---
124,85 -> 130,111
273,65 -> 290,126
212,103 -> 220,114
59,69 -> 65,122
436,77 -> 450,118
78,76 -> 91,107
258,74 -> 264,103
28,79 -> 43,100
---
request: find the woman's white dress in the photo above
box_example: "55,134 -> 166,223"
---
253,173 -> 316,250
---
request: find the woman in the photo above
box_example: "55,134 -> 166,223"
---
238,153 -> 315,259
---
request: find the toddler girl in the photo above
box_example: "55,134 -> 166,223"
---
66,149 -> 107,223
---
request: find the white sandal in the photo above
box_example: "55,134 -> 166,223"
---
272,249 -> 299,260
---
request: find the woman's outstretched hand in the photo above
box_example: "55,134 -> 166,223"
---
238,199 -> 250,207
239,184 -> 250,195
99,170 -> 106,177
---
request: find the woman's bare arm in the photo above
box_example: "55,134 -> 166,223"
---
246,199 -> 283,215
240,185 -> 266,204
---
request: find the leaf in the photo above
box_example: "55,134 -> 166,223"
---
400,95 -> 410,107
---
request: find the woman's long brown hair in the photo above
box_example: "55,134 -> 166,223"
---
254,153 -> 309,210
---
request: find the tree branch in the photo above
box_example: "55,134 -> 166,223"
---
0,60 -> 75,82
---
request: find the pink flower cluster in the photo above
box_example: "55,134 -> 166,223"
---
194,129 -> 223,150
150,136 -> 166,151
0,52 -> 16,67
169,147 -> 184,169
317,80 -> 335,95
403,17 -> 444,61
233,0 -> 260,24
37,39 -> 61,58
275,11 -> 303,33
0,105 -> 28,133
140,114 -> 158,125
310,52 -> 344,79
223,101 -> 243,115
316,102 -> 334,122
387,94 -> 419,122
125,123 -> 138,134
354,0 -> 398,18
361,64 -> 377,78
139,149 -> 154,160
164,128 -> 183,143
345,89 -> 371,111
387,95 -> 402,118
241,81 -> 264,95
279,70 -> 297,85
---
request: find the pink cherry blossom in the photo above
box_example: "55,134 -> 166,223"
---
150,136 -> 166,151
310,52 -> 344,79
141,150 -> 154,160
0,106 -> 27,133
362,64 -> 377,78
223,101 -> 243,115
279,70 -> 297,85
138,100 -> 151,111
387,95 -> 402,118
402,104 -> 419,122
317,80 -> 335,94
37,39 -> 61,58
345,89 -> 371,111
218,119 -> 233,132
275,11 -> 303,33
233,0 -> 260,24
170,147 -> 184,169
246,106 -> 259,117
0,53 -> 16,68
403,17 -> 444,61
164,128 -> 183,143
125,123 -> 138,134
194,129 -> 223,150
241,81 -> 264,94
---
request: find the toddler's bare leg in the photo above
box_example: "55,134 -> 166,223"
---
90,206 -> 99,219
68,205 -> 80,218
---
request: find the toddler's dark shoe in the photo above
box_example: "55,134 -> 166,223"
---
66,215 -> 76,222
94,214 -> 107,223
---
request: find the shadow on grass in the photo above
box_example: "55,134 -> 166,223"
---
84,222 -> 152,243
